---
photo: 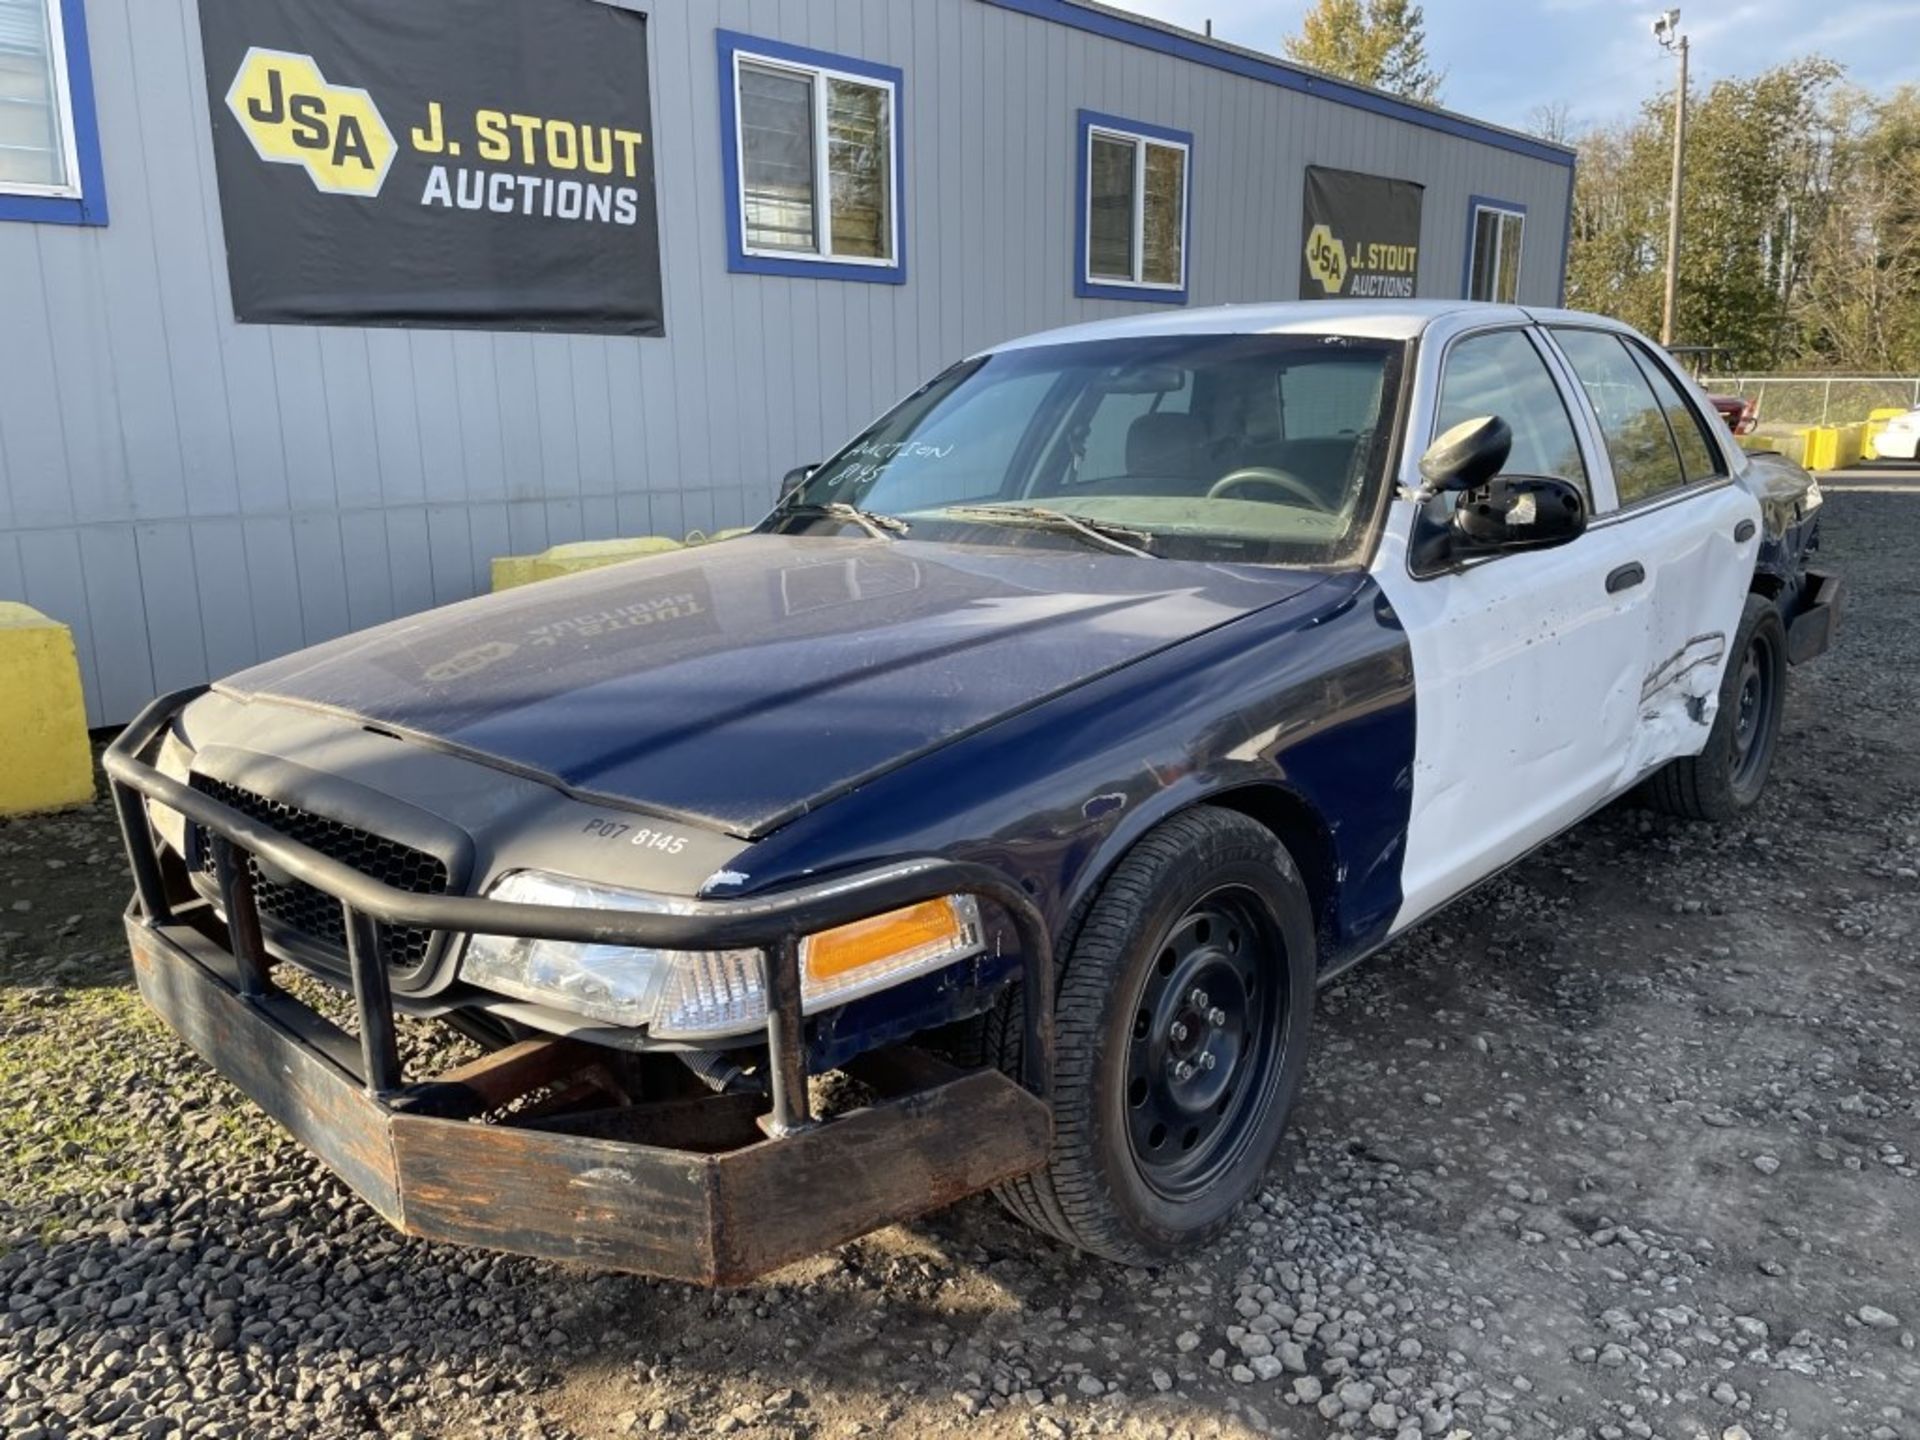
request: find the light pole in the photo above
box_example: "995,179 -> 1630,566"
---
1653,9 -> 1688,346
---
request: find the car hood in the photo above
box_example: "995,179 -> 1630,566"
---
216,535 -> 1330,837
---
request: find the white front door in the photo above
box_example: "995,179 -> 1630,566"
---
1371,325 -> 1650,931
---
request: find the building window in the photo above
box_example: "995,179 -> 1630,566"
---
0,0 -> 104,225
1465,198 -> 1524,303
1076,110 -> 1190,304
718,29 -> 903,284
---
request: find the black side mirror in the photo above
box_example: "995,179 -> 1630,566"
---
1419,415 -> 1512,492
1450,476 -> 1587,557
780,464 -> 817,500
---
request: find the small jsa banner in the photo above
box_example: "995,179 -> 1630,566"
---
1300,166 -> 1423,301
197,0 -> 665,336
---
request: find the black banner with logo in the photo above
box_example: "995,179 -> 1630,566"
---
1299,166 -> 1423,301
197,0 -> 664,336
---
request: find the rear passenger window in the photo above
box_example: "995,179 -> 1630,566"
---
1434,330 -> 1588,495
1551,328 -> 1689,505
1624,342 -> 1724,484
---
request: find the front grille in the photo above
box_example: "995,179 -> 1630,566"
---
190,777 -> 450,973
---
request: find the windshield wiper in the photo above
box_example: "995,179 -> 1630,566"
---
783,501 -> 910,539
936,504 -> 1158,559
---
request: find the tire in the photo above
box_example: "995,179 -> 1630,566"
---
991,807 -> 1316,1264
1645,593 -> 1788,821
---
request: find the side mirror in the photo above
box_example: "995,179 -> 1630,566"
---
780,464 -> 817,500
1419,415 -> 1512,492
1450,476 -> 1587,556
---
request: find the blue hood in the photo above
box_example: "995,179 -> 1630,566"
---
217,535 -> 1331,836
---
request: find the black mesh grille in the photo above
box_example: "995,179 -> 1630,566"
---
190,777 -> 450,972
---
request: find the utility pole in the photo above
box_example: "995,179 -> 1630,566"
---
1653,10 -> 1688,346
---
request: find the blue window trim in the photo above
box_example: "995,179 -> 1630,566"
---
1557,167 -> 1575,304
716,29 -> 905,284
985,0 -> 1575,172
1074,109 -> 1192,306
0,0 -> 109,227
1462,195 -> 1526,301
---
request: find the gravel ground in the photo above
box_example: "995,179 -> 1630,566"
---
3,480 -> 1917,1440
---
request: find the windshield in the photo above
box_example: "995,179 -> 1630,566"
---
775,333 -> 1405,565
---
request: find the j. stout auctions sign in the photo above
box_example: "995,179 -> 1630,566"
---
197,0 -> 664,335
1299,166 -> 1423,301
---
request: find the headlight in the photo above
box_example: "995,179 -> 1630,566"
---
459,871 -> 985,1040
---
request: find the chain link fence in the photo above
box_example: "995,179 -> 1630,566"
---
1705,375 -> 1920,428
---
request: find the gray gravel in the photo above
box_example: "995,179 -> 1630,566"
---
3,481 -> 1918,1439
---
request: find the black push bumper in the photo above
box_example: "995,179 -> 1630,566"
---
106,691 -> 1055,1285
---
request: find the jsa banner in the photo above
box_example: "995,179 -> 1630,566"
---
1300,166 -> 1423,301
197,0 -> 664,336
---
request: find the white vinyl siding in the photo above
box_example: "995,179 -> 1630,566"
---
731,49 -> 896,268
0,0 -> 80,196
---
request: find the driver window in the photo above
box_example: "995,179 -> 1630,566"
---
1434,330 -> 1589,499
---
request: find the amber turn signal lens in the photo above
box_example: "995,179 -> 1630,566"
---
802,897 -> 966,984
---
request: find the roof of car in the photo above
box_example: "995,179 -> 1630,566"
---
984,300 -> 1589,353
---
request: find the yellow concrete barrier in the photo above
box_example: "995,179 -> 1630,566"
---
490,536 -> 684,592
491,530 -> 752,592
0,602 -> 94,815
1745,429 -> 1807,466
1802,424 -> 1866,472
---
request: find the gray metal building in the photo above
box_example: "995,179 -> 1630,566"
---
0,0 -> 1574,724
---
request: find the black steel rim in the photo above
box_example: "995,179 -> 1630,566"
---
1123,886 -> 1288,1200
1730,627 -> 1779,794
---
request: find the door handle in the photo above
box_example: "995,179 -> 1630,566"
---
1606,562 -> 1645,594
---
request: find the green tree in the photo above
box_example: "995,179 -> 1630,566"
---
1565,57 -> 1843,369
1282,0 -> 1444,104
1793,87 -> 1920,370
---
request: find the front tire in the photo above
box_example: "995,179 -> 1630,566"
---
995,808 -> 1316,1264
1645,593 -> 1788,821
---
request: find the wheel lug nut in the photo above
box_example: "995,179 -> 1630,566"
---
1208,1007 -> 1227,1027
1170,1020 -> 1188,1043
1200,1050 -> 1217,1071
1190,988 -> 1209,1009
1172,1060 -> 1195,1081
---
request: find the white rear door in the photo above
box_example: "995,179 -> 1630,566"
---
1544,326 -> 1760,781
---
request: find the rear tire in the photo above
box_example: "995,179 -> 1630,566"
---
991,808 -> 1315,1264
1645,593 -> 1788,821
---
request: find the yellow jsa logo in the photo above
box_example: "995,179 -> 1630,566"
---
226,48 -> 396,197
1305,223 -> 1348,296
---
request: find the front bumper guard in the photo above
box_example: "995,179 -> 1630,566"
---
106,690 -> 1055,1286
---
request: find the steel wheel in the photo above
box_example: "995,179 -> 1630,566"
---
1729,623 -> 1781,801
1123,886 -> 1290,1202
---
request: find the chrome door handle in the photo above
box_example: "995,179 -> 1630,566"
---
1606,563 -> 1645,594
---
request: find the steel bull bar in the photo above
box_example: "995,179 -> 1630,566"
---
105,690 -> 1055,1285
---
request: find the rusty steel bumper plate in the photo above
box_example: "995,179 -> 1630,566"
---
127,913 -> 1053,1286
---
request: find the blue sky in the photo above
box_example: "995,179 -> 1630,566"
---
1108,0 -> 1920,132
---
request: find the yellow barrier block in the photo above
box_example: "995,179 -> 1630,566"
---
490,536 -> 685,592
0,603 -> 93,816
1804,424 -> 1866,471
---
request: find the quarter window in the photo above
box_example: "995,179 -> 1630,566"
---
1624,340 -> 1724,485
720,31 -> 902,281
1078,111 -> 1190,302
0,0 -> 80,196
1466,201 -> 1524,304
1435,330 -> 1587,494
1552,328 -> 1698,505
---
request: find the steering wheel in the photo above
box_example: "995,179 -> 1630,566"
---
1205,467 -> 1331,511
